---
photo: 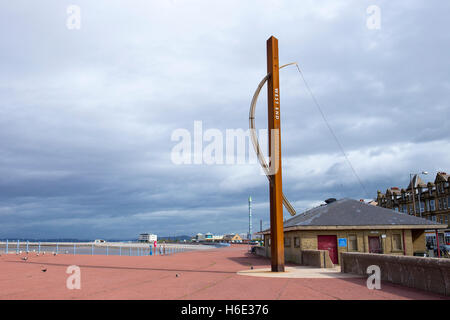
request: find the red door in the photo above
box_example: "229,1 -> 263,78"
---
317,235 -> 338,264
368,236 -> 382,253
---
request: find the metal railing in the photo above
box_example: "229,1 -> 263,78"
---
0,241 -> 196,256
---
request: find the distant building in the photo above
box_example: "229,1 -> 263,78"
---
376,172 -> 450,245
138,233 -> 157,242
193,233 -> 223,242
194,233 -> 205,242
205,232 -> 213,240
223,234 -> 242,243
94,239 -> 105,243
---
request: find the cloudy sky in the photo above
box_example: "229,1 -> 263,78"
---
1,0 -> 449,239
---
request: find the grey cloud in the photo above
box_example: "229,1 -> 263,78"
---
0,0 -> 449,238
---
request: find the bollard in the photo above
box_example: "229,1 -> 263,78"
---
38,241 -> 41,254
73,243 -> 76,255
17,240 -> 19,254
26,240 -> 29,253
91,243 -> 94,255
6,239 -> 8,254
129,247 -> 131,256
119,245 -> 122,256
106,245 -> 109,256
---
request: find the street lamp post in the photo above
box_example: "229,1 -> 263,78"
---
409,171 -> 428,218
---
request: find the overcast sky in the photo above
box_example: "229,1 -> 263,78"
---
1,0 -> 449,239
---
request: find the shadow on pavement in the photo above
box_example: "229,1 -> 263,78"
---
2,260 -> 237,274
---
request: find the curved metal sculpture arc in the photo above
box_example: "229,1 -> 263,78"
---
249,62 -> 298,216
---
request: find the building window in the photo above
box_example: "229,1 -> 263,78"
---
394,207 -> 399,212
432,216 -> 437,222
392,234 -> 403,251
439,216 -> 443,223
268,238 -> 271,246
444,198 -> 448,210
445,215 -> 449,225
402,204 -> 407,213
284,237 -> 291,247
420,201 -> 425,213
430,199 -> 436,211
438,199 -> 443,210
348,235 -> 358,251
294,237 -> 300,248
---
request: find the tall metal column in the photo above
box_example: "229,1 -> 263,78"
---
248,196 -> 252,240
266,36 -> 285,272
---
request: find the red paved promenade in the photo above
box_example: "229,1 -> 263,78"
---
0,245 -> 447,300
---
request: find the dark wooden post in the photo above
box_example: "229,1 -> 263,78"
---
267,36 -> 285,272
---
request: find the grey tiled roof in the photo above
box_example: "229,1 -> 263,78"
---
283,198 -> 443,228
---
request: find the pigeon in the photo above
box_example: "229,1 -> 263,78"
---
250,266 -> 254,270
176,273 -> 180,278
21,256 -> 28,261
41,266 -> 47,272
